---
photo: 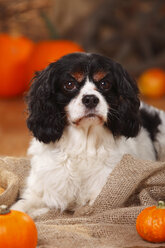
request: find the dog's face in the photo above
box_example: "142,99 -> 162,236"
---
64,62 -> 110,127
27,52 -> 140,143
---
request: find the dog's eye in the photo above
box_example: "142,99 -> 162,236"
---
99,81 -> 111,91
64,82 -> 76,91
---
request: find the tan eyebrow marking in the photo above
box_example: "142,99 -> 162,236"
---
93,71 -> 107,81
71,72 -> 85,83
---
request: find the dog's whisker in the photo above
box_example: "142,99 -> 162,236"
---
109,107 -> 119,114
107,112 -> 120,121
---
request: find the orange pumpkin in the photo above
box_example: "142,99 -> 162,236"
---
136,201 -> 165,243
0,34 -> 34,97
138,68 -> 165,98
0,205 -> 38,248
26,40 -> 84,81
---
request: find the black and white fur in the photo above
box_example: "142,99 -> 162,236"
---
12,53 -> 165,218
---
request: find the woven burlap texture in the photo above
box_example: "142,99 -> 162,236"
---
0,154 -> 165,248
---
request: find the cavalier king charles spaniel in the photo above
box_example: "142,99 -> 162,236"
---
12,52 -> 165,218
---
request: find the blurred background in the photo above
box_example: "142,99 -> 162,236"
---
0,0 -> 165,157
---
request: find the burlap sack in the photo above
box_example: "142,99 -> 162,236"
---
0,155 -> 165,248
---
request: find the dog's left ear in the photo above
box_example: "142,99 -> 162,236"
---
26,63 -> 67,143
108,63 -> 141,138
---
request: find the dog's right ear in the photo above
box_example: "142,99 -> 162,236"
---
26,63 -> 67,143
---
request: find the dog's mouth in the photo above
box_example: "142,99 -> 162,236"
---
72,113 -> 104,126
85,113 -> 97,118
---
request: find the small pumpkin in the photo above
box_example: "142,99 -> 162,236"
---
0,205 -> 38,248
138,68 -> 165,98
0,33 -> 34,97
136,201 -> 165,243
26,40 -> 84,81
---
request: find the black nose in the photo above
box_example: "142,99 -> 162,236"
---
82,94 -> 99,109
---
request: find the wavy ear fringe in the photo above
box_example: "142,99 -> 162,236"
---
26,64 -> 66,143
107,63 -> 141,138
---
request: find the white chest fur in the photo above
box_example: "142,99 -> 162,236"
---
27,125 -> 121,211
27,124 -> 155,211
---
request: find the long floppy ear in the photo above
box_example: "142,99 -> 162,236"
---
26,63 -> 66,143
107,63 -> 141,138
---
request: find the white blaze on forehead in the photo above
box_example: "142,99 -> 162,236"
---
65,78 -> 109,125
80,78 -> 97,96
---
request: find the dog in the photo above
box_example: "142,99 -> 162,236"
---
11,52 -> 165,218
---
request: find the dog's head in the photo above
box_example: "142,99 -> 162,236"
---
26,52 -> 140,143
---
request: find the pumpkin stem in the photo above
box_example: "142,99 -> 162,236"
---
0,205 -> 10,215
39,10 -> 60,40
157,201 -> 165,209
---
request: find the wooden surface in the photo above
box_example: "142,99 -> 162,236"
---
0,97 -> 30,157
0,96 -> 165,157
